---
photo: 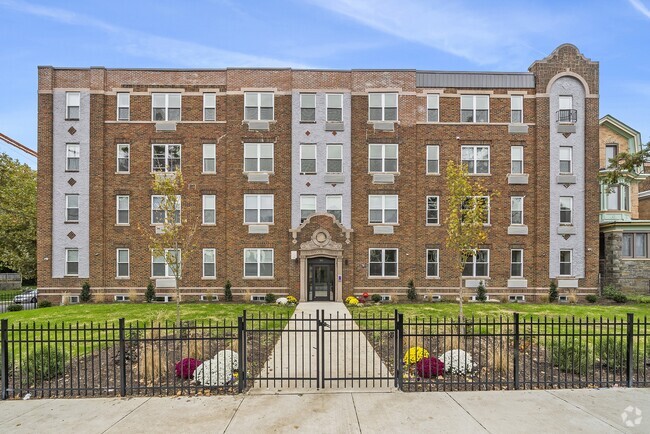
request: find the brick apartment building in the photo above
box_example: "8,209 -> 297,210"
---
37,43 -> 601,303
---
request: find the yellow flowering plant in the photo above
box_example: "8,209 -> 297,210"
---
345,296 -> 359,305
403,347 -> 429,365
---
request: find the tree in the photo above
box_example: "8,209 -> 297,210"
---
0,153 -> 36,281
407,279 -> 417,301
476,281 -> 487,302
599,143 -> 650,187
145,281 -> 156,303
444,161 -> 497,320
549,281 -> 558,303
224,280 -> 233,302
144,170 -> 198,326
80,281 -> 91,302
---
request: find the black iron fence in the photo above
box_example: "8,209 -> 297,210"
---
1,312 -> 649,399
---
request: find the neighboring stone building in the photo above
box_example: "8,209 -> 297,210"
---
37,44 -> 601,303
599,115 -> 650,294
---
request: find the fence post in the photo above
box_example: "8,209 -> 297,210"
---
627,313 -> 634,388
118,318 -> 126,397
237,315 -> 245,393
395,311 -> 404,391
1,319 -> 8,400
513,312 -> 520,390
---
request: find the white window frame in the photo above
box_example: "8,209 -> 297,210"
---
511,196 -> 524,225
151,195 -> 181,225
427,94 -> 439,122
510,146 -> 523,174
203,248 -> 216,278
117,92 -> 130,121
426,196 -> 439,225
326,93 -> 343,122
559,147 -> 573,174
426,145 -> 439,175
65,194 -> 79,222
426,248 -> 439,278
559,196 -> 573,224
461,145 -> 490,174
368,195 -> 398,224
326,144 -> 343,173
460,95 -> 489,123
510,95 -> 523,123
244,194 -> 274,224
116,248 -> 130,278
203,194 -> 216,225
151,92 -> 181,121
65,248 -> 79,276
244,248 -> 274,278
243,143 -> 274,173
559,250 -> 572,276
244,92 -> 274,121
510,249 -> 523,278
300,195 -> 317,223
462,249 -> 490,277
117,143 -> 130,173
605,184 -> 630,212
66,143 -> 80,172
66,92 -> 80,120
116,195 -> 130,225
368,248 -> 398,278
326,195 -> 342,222
203,93 -> 216,121
203,143 -> 216,173
151,144 -> 181,173
368,144 -> 398,173
368,92 -> 398,121
151,248 -> 180,278
300,93 -> 316,122
300,144 -> 317,174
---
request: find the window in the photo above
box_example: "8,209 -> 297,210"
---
203,144 -> 216,173
152,144 -> 181,172
203,93 -> 216,121
462,196 -> 490,224
117,144 -> 130,173
461,146 -> 490,174
300,144 -> 316,174
511,146 -> 523,174
203,195 -> 216,224
368,93 -> 397,121
244,248 -> 274,277
622,233 -> 649,258
559,250 -> 572,276
511,197 -> 524,225
66,144 -> 80,171
152,249 -> 180,277
244,143 -> 273,172
558,96 -> 575,123
369,248 -> 398,277
152,93 -> 181,121
605,144 -> 618,168
426,196 -> 439,225
244,194 -> 274,224
559,147 -> 572,174
326,94 -> 342,122
326,195 -> 342,221
426,145 -> 439,174
510,249 -> 523,278
116,248 -> 129,278
300,195 -> 316,223
369,195 -> 398,224
511,95 -> 523,123
66,92 -> 80,120
559,197 -> 572,224
65,248 -> 79,276
244,92 -> 274,121
461,95 -> 489,123
203,248 -> 216,278
369,144 -> 398,173
426,249 -> 439,277
605,184 -> 630,211
65,194 -> 79,222
326,144 -> 342,173
462,249 -> 489,277
151,195 -> 181,224
116,195 -> 129,225
300,93 -> 316,122
117,93 -> 130,121
427,94 -> 439,122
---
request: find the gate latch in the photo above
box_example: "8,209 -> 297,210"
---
317,320 -> 330,328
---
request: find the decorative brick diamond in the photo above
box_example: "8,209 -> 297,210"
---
306,182 -> 311,187
68,178 -> 77,186
331,131 -> 337,136
305,131 -> 310,136
563,234 -> 571,240
68,126 -> 76,135
67,231 -> 76,239
562,132 -> 571,139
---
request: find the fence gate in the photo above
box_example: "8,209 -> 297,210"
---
243,310 -> 398,390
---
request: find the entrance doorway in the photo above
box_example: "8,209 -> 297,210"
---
307,257 -> 335,301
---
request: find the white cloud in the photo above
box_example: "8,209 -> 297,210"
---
629,0 -> 650,19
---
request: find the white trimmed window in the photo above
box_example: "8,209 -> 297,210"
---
244,248 -> 274,277
369,248 -> 398,277
511,197 -> 524,225
152,144 -> 181,172
151,195 -> 181,224
116,195 -> 129,225
461,95 -> 489,123
116,248 -> 129,278
511,146 -> 523,174
559,197 -> 573,224
369,195 -> 398,224
462,249 -> 489,277
326,144 -> 343,173
462,196 -> 490,224
244,194 -> 274,224
426,249 -> 439,277
461,146 -> 490,174
203,143 -> 216,173
426,196 -> 439,225
203,248 -> 216,278
244,143 -> 273,172
559,250 -> 572,276
558,96 -> 574,122
66,144 -> 80,171
117,93 -> 130,121
427,94 -> 439,122
511,249 -> 523,278
369,144 -> 398,173
326,94 -> 343,122
66,92 -> 80,120
511,95 -> 523,123
203,93 -> 216,121
203,194 -> 216,225
326,195 -> 342,222
426,145 -> 439,174
300,144 -> 317,174
622,233 -> 649,258
300,93 -> 316,122
605,184 -> 630,211
606,144 -> 618,167
244,92 -> 274,121
117,144 -> 130,173
152,249 -> 180,278
300,195 -> 316,223
65,248 -> 79,276
152,93 -> 181,121
65,194 -> 79,222
368,93 -> 397,121
559,147 -> 572,174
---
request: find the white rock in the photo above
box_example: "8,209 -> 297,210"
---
438,349 -> 475,375
193,350 -> 239,386
276,297 -> 288,305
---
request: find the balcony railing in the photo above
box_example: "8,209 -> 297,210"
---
556,109 -> 577,123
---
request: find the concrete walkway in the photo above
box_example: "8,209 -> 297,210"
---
254,302 -> 392,391
1,388 -> 648,433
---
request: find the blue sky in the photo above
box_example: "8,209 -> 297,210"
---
1,0 -> 650,167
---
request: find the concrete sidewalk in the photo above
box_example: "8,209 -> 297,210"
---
1,388 -> 648,433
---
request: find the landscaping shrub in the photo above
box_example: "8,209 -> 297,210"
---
345,296 -> 359,305
404,347 -> 429,365
80,281 -> 91,302
602,285 -> 627,303
416,356 -> 445,378
20,346 -> 65,383
611,292 -> 628,304
175,358 -> 202,379
549,281 -> 558,303
265,293 -> 277,303
585,294 -> 598,303
549,337 -> 593,373
193,350 -> 239,386
7,304 -> 23,312
476,281 -> 487,302
371,293 -> 382,303
145,281 -> 156,303
595,336 -> 626,370
224,280 -> 233,302
407,279 -> 417,301
438,349 -> 475,375
38,300 -> 52,308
